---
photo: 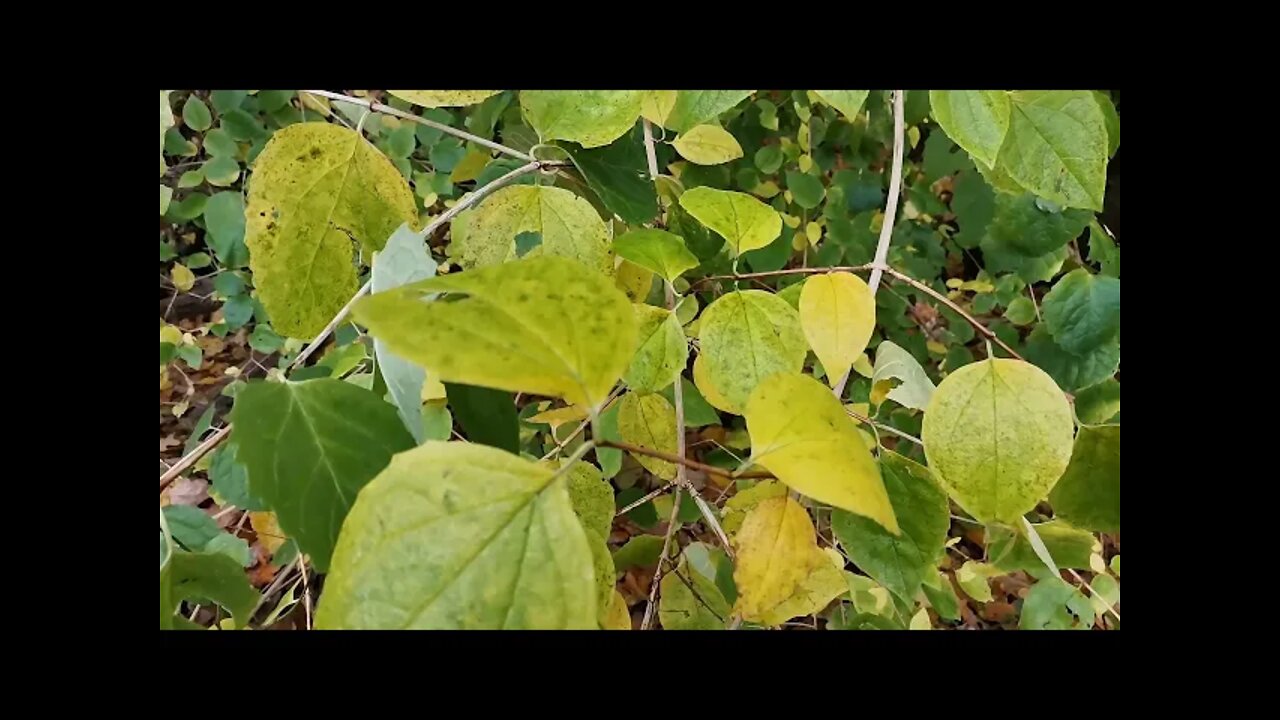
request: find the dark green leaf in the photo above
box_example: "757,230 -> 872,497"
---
182,97 -> 212,132
786,171 -> 825,209
562,125 -> 658,225
659,378 -> 719,427
163,505 -> 221,551
1042,269 -> 1120,354
1048,425 -> 1120,533
1024,325 -> 1119,392
210,443 -> 265,511
444,382 -> 518,454
167,550 -> 257,628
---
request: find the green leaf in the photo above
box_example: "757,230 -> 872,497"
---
203,191 -> 248,267
988,520 -> 1099,573
922,358 -> 1075,525
450,184 -> 612,275
812,91 -> 870,120
388,90 -> 502,108
612,535 -> 666,571
245,122 -> 418,339
203,155 -> 240,187
1087,221 -> 1120,277
998,91 -> 1109,211
1024,324 -> 1120,393
596,401 -> 624,479
1042,269 -> 1121,355
697,290 -> 806,414
831,450 -> 949,603
755,144 -> 783,174
210,443 -> 263,511
921,571 -> 961,621
1020,576 -> 1094,630
617,392 -> 679,481
951,170 -> 995,249
221,109 -> 268,142
673,125 -> 744,165
922,130 -> 974,182
985,192 -> 1091,259
161,91 -> 174,175
1093,91 -> 1120,157
745,373 -> 897,531
163,505 -> 222,551
209,90 -> 247,114
519,90 -> 642,148
785,171 -> 825,210
664,91 -> 754,133
371,224 -> 438,443
613,229 -> 698,283
1048,425 -> 1120,534
1003,296 -> 1037,326
167,550 -> 257,629
564,461 -> 613,539
249,324 -> 283,353
679,186 -> 781,256
160,185 -> 172,215
624,305 -> 687,394
182,96 -> 213,132
355,256 -> 636,410
659,378 -> 719,427
444,383 -> 518,454
659,555 -> 731,630
204,533 -> 254,567
561,125 -> 658,225
928,91 -> 1011,168
230,378 -> 415,571
1074,378 -> 1120,425
203,128 -> 239,158
955,561 -> 1000,602
870,340 -> 936,411
316,441 -> 597,629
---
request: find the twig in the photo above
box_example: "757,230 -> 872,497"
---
1068,568 -> 1121,622
641,119 -> 661,183
845,407 -> 922,447
301,90 -> 534,162
641,485 -> 682,630
615,483 -> 674,517
158,159 -> 550,494
687,264 -> 875,292
596,439 -> 774,480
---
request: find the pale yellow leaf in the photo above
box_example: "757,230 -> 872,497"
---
732,496 -> 820,622
798,272 -> 875,389
171,264 -> 196,293
672,125 -> 744,165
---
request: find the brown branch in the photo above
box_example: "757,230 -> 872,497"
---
595,439 -> 774,480
687,264 -> 875,292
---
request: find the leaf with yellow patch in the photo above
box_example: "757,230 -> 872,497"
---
617,392 -> 678,480
450,185 -> 612,275
672,125 -> 744,165
624,305 -> 687,394
679,187 -> 782,255
388,91 -> 502,108
732,496 -> 819,622
354,256 -> 636,410
520,90 -> 643,148
697,290 -> 806,414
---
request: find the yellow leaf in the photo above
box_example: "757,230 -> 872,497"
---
697,290 -> 806,414
799,272 -> 876,389
752,181 -> 780,198
449,149 -> 492,184
756,544 -> 848,626
160,324 -> 183,346
172,400 -> 190,418
927,340 -> 947,355
171,264 -> 196,293
601,589 -> 632,630
745,373 -> 898,534
527,404 -> 590,430
672,125 -> 744,165
852,353 -> 874,378
615,259 -> 655,302
420,376 -> 447,402
721,479 -> 788,536
805,222 -> 822,246
909,607 -> 932,629
782,213 -> 801,229
798,154 -> 814,173
250,511 -> 286,555
617,392 -> 679,480
732,496 -> 820,622
388,91 -> 502,108
640,90 -> 678,127
299,93 -> 331,116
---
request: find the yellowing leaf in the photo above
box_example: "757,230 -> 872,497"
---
909,607 -> 932,630
640,90 -> 677,126
615,259 -> 654,302
317,441 -> 596,629
672,125 -> 744,165
756,544 -> 848,626
602,589 -> 631,630
246,123 -> 418,339
450,185 -> 612,275
745,373 -> 898,534
354,256 -> 636,410
955,561 -> 1001,602
617,392 -> 678,480
171,264 -> 196,293
624,305 -> 687,394
527,404 -> 590,429
692,353 -> 738,415
697,290 -> 806,414
805,221 -> 822,246
388,90 -> 501,108
732,496 -> 819,622
249,511 -> 286,555
664,91 -> 754,133
519,90 -> 643,148
813,90 -> 870,120
922,358 -> 1074,525
870,340 -> 936,410
613,229 -> 698,284
721,479 -> 788,535
929,90 -> 1012,169
679,187 -> 782,255
853,353 -> 874,378
448,148 -> 492,184
799,272 -> 875,388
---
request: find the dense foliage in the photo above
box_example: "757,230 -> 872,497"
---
160,89 -> 1120,630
